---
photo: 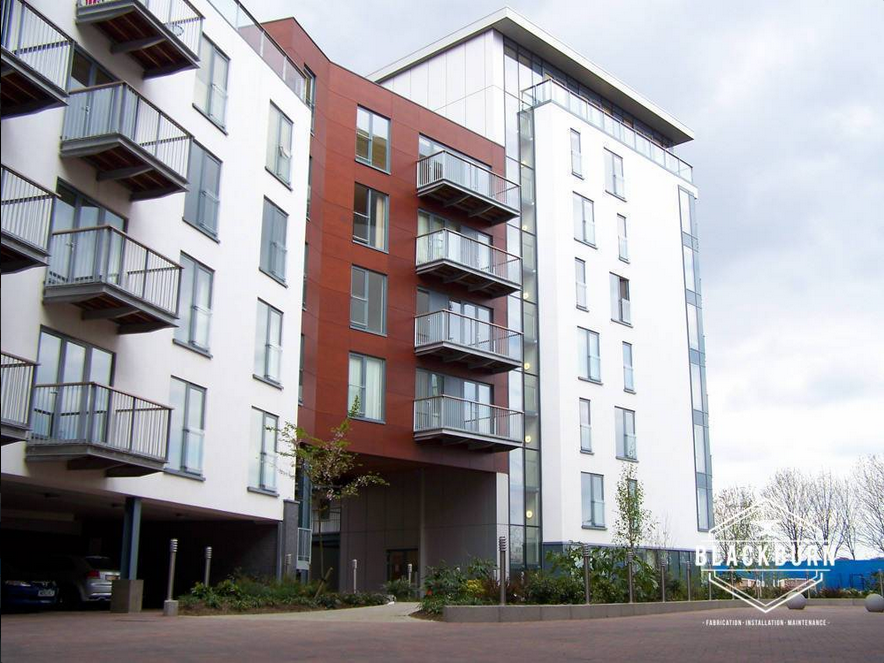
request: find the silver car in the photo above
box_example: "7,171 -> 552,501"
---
40,555 -> 120,607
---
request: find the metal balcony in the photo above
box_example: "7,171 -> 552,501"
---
61,83 -> 192,200
76,0 -> 202,78
416,151 -> 520,224
413,395 -> 523,452
1,165 -> 55,272
1,0 -> 74,118
28,382 -> 169,475
416,229 -> 521,297
1,352 -> 36,444
44,226 -> 181,334
415,310 -> 522,374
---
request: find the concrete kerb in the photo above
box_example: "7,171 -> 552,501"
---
445,600 -> 759,623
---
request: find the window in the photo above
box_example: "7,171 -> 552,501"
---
254,300 -> 283,384
691,363 -> 705,412
618,214 -> 629,262
260,198 -> 288,282
570,129 -> 582,176
615,407 -> 637,460
679,189 -> 695,236
249,408 -> 278,492
579,398 -> 592,452
604,150 -> 626,199
355,106 -> 390,171
623,342 -> 635,392
306,156 -> 312,219
168,378 -> 206,475
304,67 -> 316,131
352,183 -> 388,251
298,335 -> 305,403
683,245 -> 697,292
175,255 -> 213,352
581,473 -> 605,528
302,244 -> 308,309
348,353 -> 385,421
578,327 -> 601,382
573,193 -> 595,245
266,104 -> 293,184
687,303 -> 700,351
575,258 -> 587,310
194,37 -> 229,127
68,49 -> 115,91
183,143 -> 221,236
350,266 -> 387,335
54,183 -> 125,232
610,273 -> 631,324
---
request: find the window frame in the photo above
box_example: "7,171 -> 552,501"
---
604,149 -> 626,199
623,342 -> 635,392
570,128 -> 583,177
610,273 -> 632,325
575,257 -> 587,310
266,103 -> 294,186
579,398 -> 592,453
167,377 -> 207,476
254,299 -> 283,386
581,472 -> 605,529
578,327 -> 601,383
615,406 -> 637,460
348,352 -> 386,423
193,35 -> 229,129
183,141 -> 222,238
260,197 -> 289,284
250,407 -> 279,493
573,193 -> 595,246
349,265 -> 388,336
618,214 -> 629,262
352,183 -> 389,252
174,253 -> 214,355
355,106 -> 391,173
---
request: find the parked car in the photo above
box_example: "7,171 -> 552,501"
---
35,555 -> 120,608
2,562 -> 59,611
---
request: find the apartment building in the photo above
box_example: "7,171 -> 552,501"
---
1,0 -> 310,606
370,8 -> 712,568
2,1 -> 711,601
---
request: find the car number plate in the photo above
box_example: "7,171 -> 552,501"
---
38,589 -> 56,597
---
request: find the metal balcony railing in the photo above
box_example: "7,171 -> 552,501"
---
522,79 -> 694,183
1,165 -> 54,252
415,310 -> 522,363
1,352 -> 36,434
417,150 -> 520,215
46,226 -> 181,317
62,82 -> 191,180
414,395 -> 523,443
1,0 -> 74,93
30,382 -> 169,462
77,0 -> 203,58
416,229 -> 521,287
297,527 -> 312,562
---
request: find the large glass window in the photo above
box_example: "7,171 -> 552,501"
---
352,183 -> 388,251
260,198 -> 288,282
570,129 -> 582,177
254,300 -> 283,384
581,473 -> 605,527
575,258 -> 587,310
615,407 -> 637,460
53,183 -> 125,232
683,245 -> 697,292
304,67 -> 316,131
618,214 -> 629,262
687,303 -> 701,351
355,107 -> 390,171
579,398 -> 592,452
249,408 -> 278,492
266,104 -> 293,184
348,354 -> 385,421
604,149 -> 626,199
350,266 -> 387,335
578,327 -> 601,382
168,378 -> 206,475
623,342 -> 635,392
175,254 -> 213,352
679,188 -> 695,236
573,193 -> 595,245
68,49 -> 114,91
194,36 -> 229,127
610,273 -> 631,324
183,143 -> 221,237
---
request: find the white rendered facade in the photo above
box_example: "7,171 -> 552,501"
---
373,8 -> 710,556
1,0 -> 309,554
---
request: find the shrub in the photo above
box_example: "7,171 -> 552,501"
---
383,577 -> 416,600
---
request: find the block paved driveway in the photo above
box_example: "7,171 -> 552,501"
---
1,605 -> 879,662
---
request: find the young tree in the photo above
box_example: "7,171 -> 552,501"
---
762,468 -> 810,558
613,464 -> 652,554
838,478 -> 860,560
712,485 -> 757,561
807,470 -> 846,559
855,454 -> 884,555
277,400 -> 388,583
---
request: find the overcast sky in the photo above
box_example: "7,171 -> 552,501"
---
256,1 -> 884,492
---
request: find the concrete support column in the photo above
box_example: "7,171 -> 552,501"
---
112,496 -> 143,613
